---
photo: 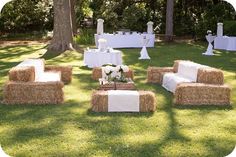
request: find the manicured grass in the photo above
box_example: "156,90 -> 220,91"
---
0,42 -> 235,157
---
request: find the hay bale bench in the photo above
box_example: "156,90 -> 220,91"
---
3,59 -> 72,105
147,60 -> 231,105
91,90 -> 156,112
92,67 -> 134,80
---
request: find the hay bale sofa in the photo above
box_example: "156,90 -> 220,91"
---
3,59 -> 72,105
147,60 -> 231,105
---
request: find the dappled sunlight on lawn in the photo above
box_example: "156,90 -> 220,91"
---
0,42 -> 235,157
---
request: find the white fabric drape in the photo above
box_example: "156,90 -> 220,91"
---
162,61 -> 208,93
108,90 -> 140,112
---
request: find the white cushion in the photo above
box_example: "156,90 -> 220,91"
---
162,73 -> 192,93
36,72 -> 61,82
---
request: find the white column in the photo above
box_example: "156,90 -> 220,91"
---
147,21 -> 154,34
97,19 -> 104,35
217,23 -> 223,37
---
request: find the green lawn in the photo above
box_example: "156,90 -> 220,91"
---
0,42 -> 235,157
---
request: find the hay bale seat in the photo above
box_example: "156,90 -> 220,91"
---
45,65 -> 73,84
92,67 -> 134,80
174,83 -> 231,105
3,81 -> 64,105
91,90 -> 156,112
147,67 -> 174,83
147,60 -> 224,85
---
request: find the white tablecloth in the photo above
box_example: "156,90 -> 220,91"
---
214,36 -> 236,51
83,49 -> 122,68
108,90 -> 140,112
95,33 -> 155,48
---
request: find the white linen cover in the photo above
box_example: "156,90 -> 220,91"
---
214,36 -> 236,51
95,34 -> 155,48
108,90 -> 139,112
83,50 -> 122,68
36,72 -> 61,82
162,61 -> 208,93
17,59 -> 44,81
162,73 -> 192,93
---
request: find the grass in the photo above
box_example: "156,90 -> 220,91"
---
0,42 -> 235,157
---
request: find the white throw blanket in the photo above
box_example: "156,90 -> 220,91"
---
108,90 -> 140,112
162,61 -> 208,93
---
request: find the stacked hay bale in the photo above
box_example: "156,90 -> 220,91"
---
3,59 -> 73,105
147,60 -> 231,105
91,90 -> 156,112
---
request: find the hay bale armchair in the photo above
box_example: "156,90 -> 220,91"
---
147,60 -> 231,105
3,59 -> 72,105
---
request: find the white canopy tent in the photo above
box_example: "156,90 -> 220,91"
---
0,0 -> 13,13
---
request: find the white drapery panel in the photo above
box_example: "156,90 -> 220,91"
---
223,0 -> 236,12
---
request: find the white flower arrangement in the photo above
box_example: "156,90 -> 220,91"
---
102,64 -> 130,82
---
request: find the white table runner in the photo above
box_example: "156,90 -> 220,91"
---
108,90 -> 139,112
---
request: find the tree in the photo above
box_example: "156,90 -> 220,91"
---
165,0 -> 174,41
48,0 -> 75,53
70,0 -> 77,35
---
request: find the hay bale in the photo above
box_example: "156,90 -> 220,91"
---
147,67 -> 174,84
174,83 -> 231,105
45,65 -> 72,84
92,67 -> 134,80
197,68 -> 224,85
3,81 -> 64,105
92,67 -> 103,80
99,81 -> 136,90
9,66 -> 35,82
91,90 -> 156,112
173,60 -> 189,73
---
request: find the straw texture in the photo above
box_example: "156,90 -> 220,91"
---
99,82 -> 136,90
174,83 -> 231,105
92,67 -> 134,80
3,81 -> 64,105
9,66 -> 35,82
147,67 -> 174,83
91,90 -> 156,112
45,65 -> 72,84
197,68 -> 224,85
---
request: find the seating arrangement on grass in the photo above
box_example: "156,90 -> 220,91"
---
3,59 -> 72,105
147,60 -> 231,105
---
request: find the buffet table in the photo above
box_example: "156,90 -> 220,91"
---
83,49 -> 122,68
95,33 -> 155,48
214,36 -> 236,51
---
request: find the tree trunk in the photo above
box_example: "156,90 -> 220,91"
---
70,0 -> 77,35
48,0 -> 74,53
165,0 -> 174,42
